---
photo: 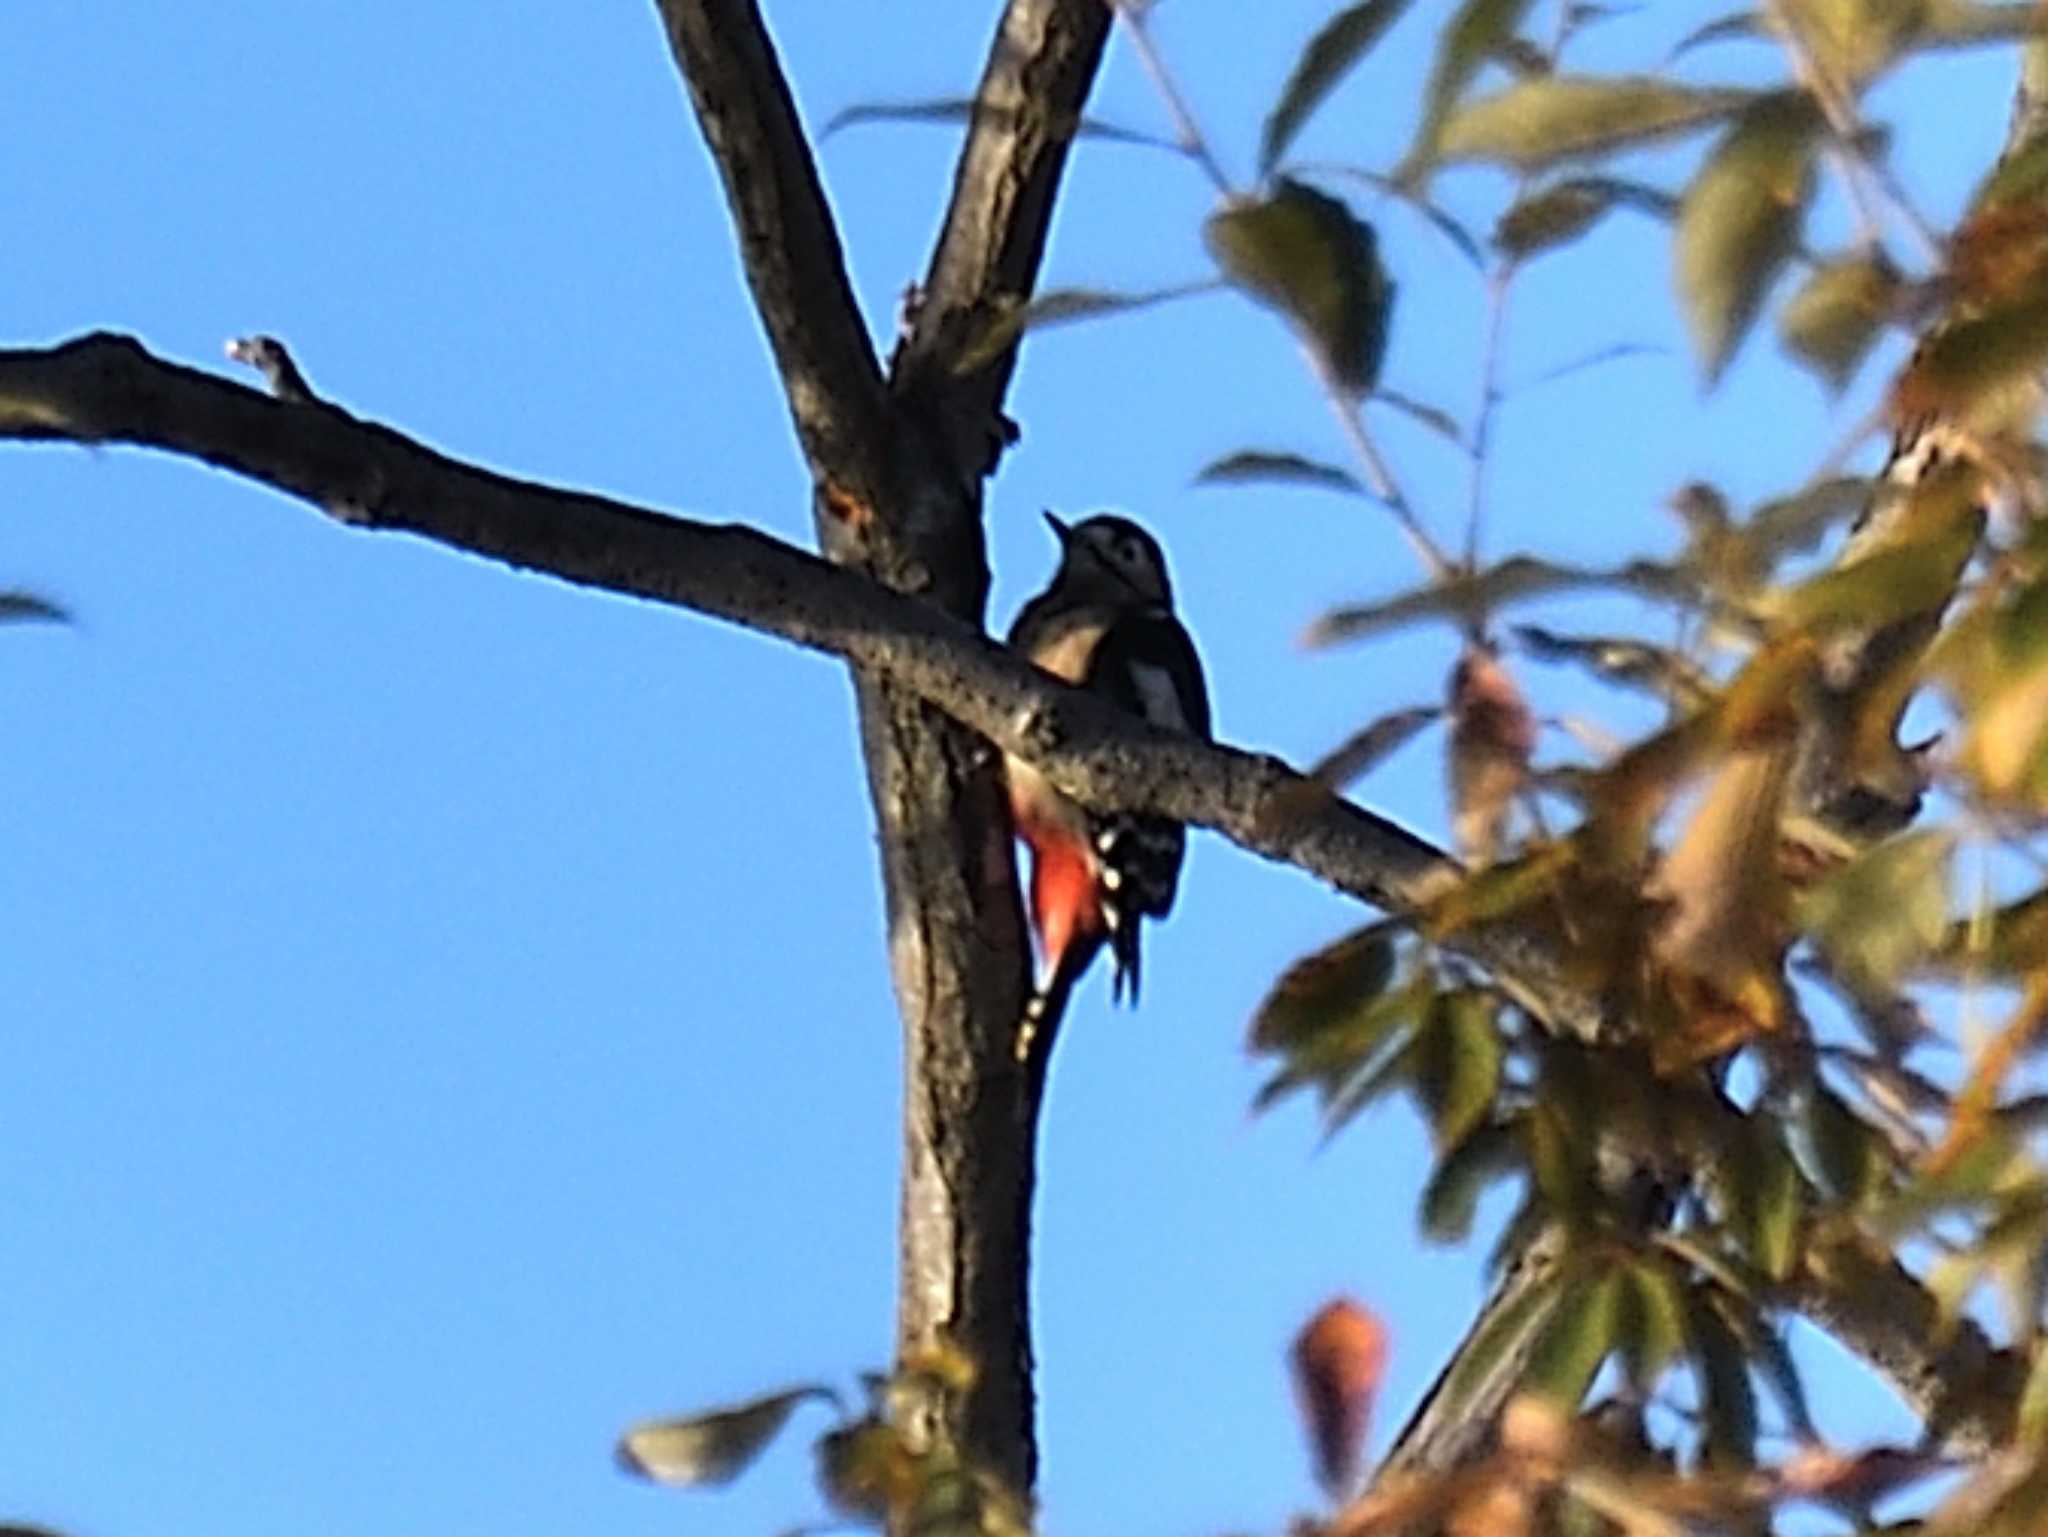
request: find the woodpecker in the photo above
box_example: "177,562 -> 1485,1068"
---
1005,512 -> 1210,1056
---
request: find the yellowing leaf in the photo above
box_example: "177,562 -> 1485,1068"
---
1675,93 -> 1820,384
1437,76 -> 1753,172
1778,252 -> 1901,392
616,1385 -> 836,1488
1405,0 -> 1539,174
1206,180 -> 1394,391
1652,743 -> 1797,1043
816,1419 -> 917,1524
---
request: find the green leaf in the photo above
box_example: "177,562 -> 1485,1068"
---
1513,624 -> 1713,707
1800,829 -> 1954,993
1727,1124 -> 1803,1282
821,98 -> 1183,155
1300,166 -> 1486,267
1524,1101 -> 1596,1220
1306,705 -> 1444,792
1306,555 -> 1693,645
0,591 -> 69,625
1778,252 -> 1901,392
955,282 -> 1220,372
1896,289 -> 2048,421
1373,388 -> 1469,446
1407,989 -> 1503,1151
1433,1251 -> 1570,1418
1668,10 -> 1767,61
1420,1120 -> 1524,1242
1438,77 -> 1754,172
2017,1331 -> 2048,1443
1797,1083 -> 1891,1205
1261,0 -> 1420,173
1248,926 -> 1398,1056
1790,0 -> 1928,82
1250,940 -> 1437,1119
1767,467 -> 1983,632
1712,1286 -> 1814,1438
616,1385 -> 837,1488
1494,176 -> 1679,258
1206,180 -> 1394,391
1743,476 -> 1875,563
1192,449 -> 1363,495
1317,1017 -> 1433,1137
1524,1265 -> 1621,1407
1686,1286 -> 1759,1465
1616,1258 -> 1689,1389
1919,0 -> 2048,49
1405,0 -> 1540,175
1675,93 -> 1820,385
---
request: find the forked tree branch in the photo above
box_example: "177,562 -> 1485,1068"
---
890,0 -> 1113,482
0,328 -> 2027,1466
648,0 -> 1121,1491
650,0 -> 894,498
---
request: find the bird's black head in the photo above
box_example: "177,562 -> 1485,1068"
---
1045,511 -> 1173,605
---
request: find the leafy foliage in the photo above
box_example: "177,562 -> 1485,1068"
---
1206,179 -> 1395,391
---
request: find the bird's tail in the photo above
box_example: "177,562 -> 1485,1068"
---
1013,937 -> 1099,1067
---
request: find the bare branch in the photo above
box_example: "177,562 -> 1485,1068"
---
650,0 -> 893,492
0,333 -> 1509,1001
889,0 -> 1114,481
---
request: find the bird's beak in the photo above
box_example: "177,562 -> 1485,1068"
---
1043,510 -> 1072,546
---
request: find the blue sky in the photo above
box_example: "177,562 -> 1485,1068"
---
1,5 -> 2018,1536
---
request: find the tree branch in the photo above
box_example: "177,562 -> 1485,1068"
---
649,1 -> 1042,1489
650,0 -> 894,496
1,328 -> 2028,1472
889,0 -> 1113,483
0,334 -> 1462,917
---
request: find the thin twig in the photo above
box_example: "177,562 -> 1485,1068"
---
1309,346 -> 1457,581
1466,261 -> 1517,572
1110,0 -> 1234,196
1109,0 -> 1451,580
1765,0 -> 1943,267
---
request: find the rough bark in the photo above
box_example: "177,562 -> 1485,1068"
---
645,0 -> 1116,1490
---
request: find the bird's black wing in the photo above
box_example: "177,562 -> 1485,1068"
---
1085,609 -> 1210,741
1083,610 -> 1210,971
